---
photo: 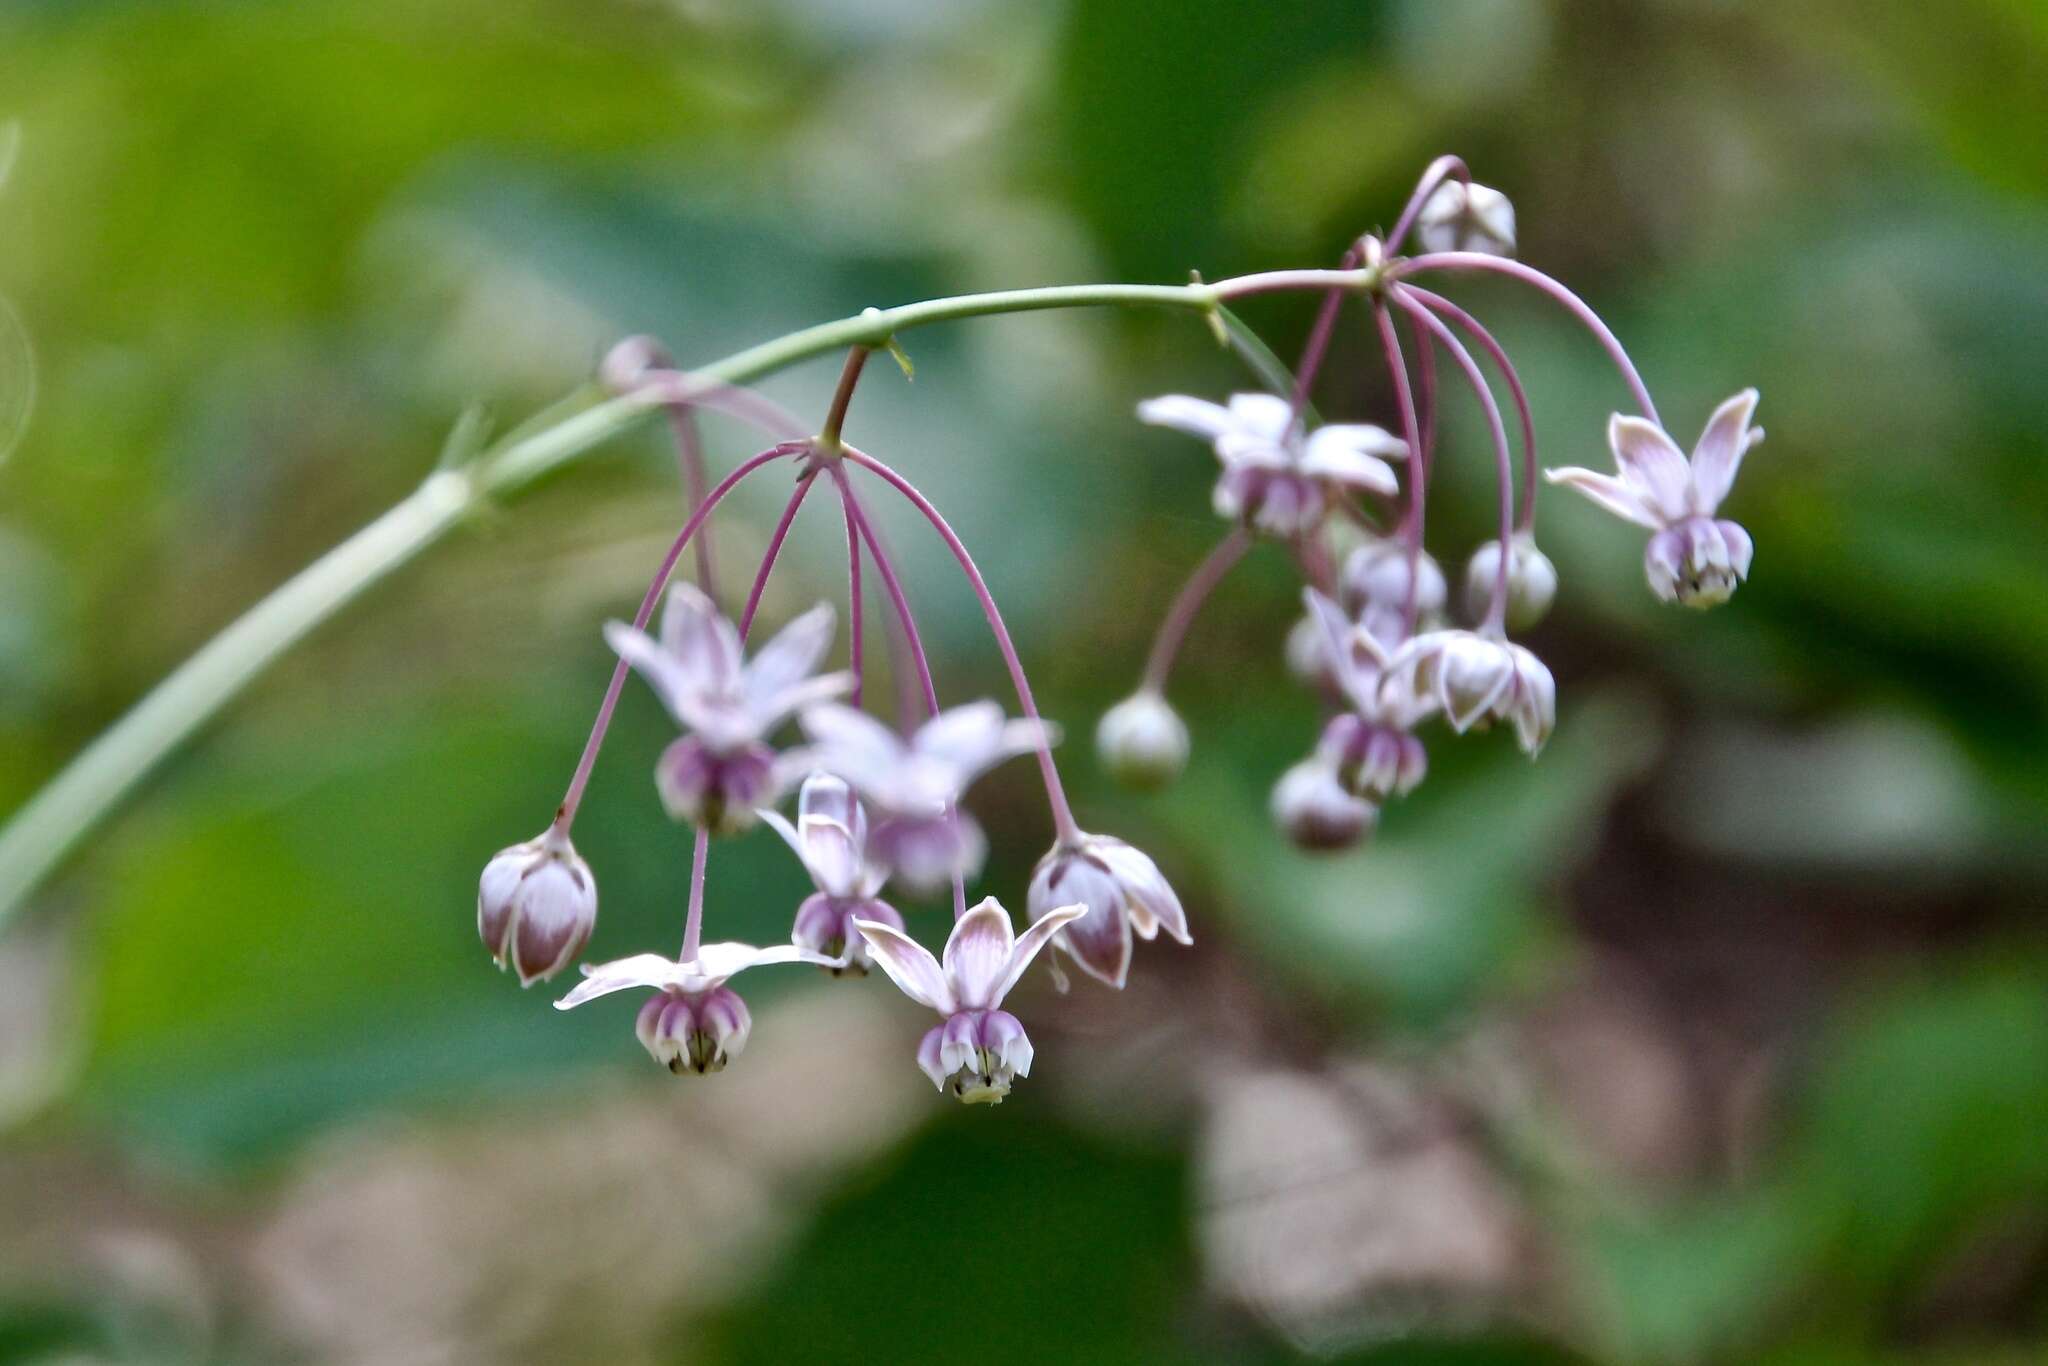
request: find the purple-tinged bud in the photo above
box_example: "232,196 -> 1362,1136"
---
1340,539 -> 1446,623
1645,516 -> 1752,608
1318,714 -> 1427,802
1095,692 -> 1190,790
1271,759 -> 1377,851
792,892 -> 904,976
655,737 -> 778,835
634,985 -> 751,1075
917,1008 -> 1036,1105
478,826 -> 597,986
1029,833 -> 1190,989
1463,534 -> 1557,630
1416,180 -> 1517,258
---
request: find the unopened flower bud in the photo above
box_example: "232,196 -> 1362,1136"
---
792,892 -> 903,976
1416,180 -> 1516,258
656,737 -> 778,835
635,985 -> 751,1075
1095,692 -> 1189,790
1341,539 -> 1446,623
1645,517 -> 1753,608
1464,534 -> 1558,630
917,1008 -> 1035,1105
1271,759 -> 1377,851
478,826 -> 597,986
1318,713 -> 1428,802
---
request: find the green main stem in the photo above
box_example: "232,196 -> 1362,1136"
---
0,267 -> 1379,930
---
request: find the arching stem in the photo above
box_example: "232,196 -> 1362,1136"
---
1140,528 -> 1252,694
840,447 -> 1081,844
1385,154 -> 1472,256
1398,283 -> 1539,531
1371,304 -> 1429,639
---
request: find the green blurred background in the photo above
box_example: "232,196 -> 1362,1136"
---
4,0 -> 2048,1362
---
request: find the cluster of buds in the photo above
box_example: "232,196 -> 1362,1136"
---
476,156 -> 1764,1107
1098,156 -> 1759,856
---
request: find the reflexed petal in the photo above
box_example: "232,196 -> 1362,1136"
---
912,700 -> 1005,769
603,621 -> 691,719
748,670 -> 856,734
799,816 -> 861,899
798,772 -> 863,837
800,703 -> 908,796
941,900 -> 1018,1009
554,953 -> 689,1009
1544,466 -> 1661,529
1002,902 -> 1086,1001
743,602 -> 836,707
1136,394 -> 1235,440
852,918 -> 955,1012
1225,392 -> 1294,439
1298,443 -> 1399,497
660,583 -> 743,693
1215,429 -> 1293,472
1306,422 -> 1407,461
689,939 -> 843,983
1688,388 -> 1760,514
1608,415 -> 1693,523
1094,840 -> 1190,946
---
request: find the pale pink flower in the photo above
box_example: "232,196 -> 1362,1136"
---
1138,392 -> 1407,537
478,826 -> 597,986
854,898 -> 1084,1104
1546,389 -> 1762,607
605,584 -> 852,832
759,772 -> 900,974
1027,833 -> 1189,989
554,940 -> 842,1074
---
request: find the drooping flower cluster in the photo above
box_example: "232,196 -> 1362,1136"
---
1099,157 -> 1759,856
475,156 -> 1764,1108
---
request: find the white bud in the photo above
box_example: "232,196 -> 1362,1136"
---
1095,692 -> 1190,789
1271,759 -> 1376,851
1341,539 -> 1446,623
478,826 -> 597,986
1416,180 -> 1516,258
1463,534 -> 1558,630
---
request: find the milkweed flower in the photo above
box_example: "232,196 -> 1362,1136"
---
1137,392 -> 1407,537
855,898 -> 1085,1104
1400,628 -> 1556,754
1545,389 -> 1763,608
478,826 -> 597,986
1304,590 -> 1435,801
605,584 -> 852,834
795,700 -> 1052,895
1027,833 -> 1190,989
554,940 -> 843,1074
759,772 -> 902,974
1340,537 -> 1446,646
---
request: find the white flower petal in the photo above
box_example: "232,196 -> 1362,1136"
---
659,583 -> 743,694
1688,388 -> 1760,515
941,899 -> 1018,1009
603,621 -> 692,721
744,602 -> 837,708
995,902 -> 1087,1003
1225,392 -> 1294,440
1608,415 -> 1694,524
1136,394 -> 1235,440
1299,443 -> 1399,497
553,953 -> 688,1010
854,919 -> 955,1013
1544,466 -> 1662,529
